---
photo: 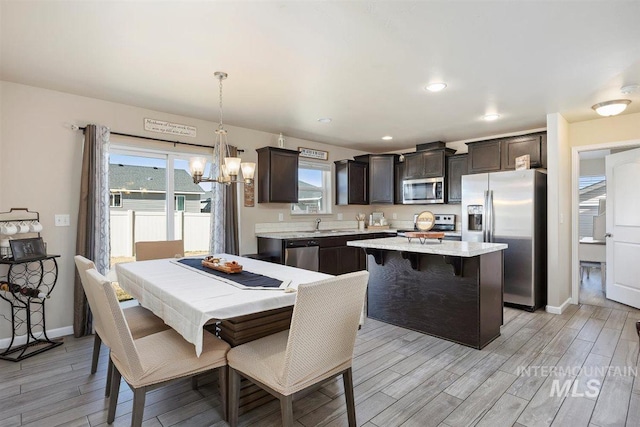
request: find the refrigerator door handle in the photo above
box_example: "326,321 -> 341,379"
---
487,190 -> 494,242
483,190 -> 488,242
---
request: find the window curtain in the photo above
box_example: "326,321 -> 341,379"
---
73,124 -> 110,337
209,145 -> 240,255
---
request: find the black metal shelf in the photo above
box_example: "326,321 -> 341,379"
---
0,208 -> 62,362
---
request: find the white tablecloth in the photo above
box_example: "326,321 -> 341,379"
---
116,254 -> 331,356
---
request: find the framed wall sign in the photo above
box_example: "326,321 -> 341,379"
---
298,147 -> 328,161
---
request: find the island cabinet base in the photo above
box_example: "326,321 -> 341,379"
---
366,249 -> 503,349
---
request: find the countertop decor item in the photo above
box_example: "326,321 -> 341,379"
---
415,211 -> 435,231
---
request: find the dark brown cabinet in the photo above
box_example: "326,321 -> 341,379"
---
447,154 -> 468,204
369,155 -> 395,204
394,162 -> 404,204
467,140 -> 502,173
258,233 -> 392,275
403,152 -> 424,179
353,154 -> 396,205
402,149 -> 453,179
320,246 -> 362,275
256,147 -> 299,203
466,132 -> 547,175
501,133 -> 545,169
335,160 -> 368,205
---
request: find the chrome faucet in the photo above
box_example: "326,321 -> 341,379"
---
315,218 -> 321,231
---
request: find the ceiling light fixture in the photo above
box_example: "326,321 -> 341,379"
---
317,118 -> 332,123
189,72 -> 255,185
425,82 -> 447,92
591,99 -> 631,117
382,136 -> 393,140
483,113 -> 501,121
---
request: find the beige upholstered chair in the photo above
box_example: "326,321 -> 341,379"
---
74,256 -> 169,396
83,268 -> 230,426
135,240 -> 184,261
227,271 -> 369,427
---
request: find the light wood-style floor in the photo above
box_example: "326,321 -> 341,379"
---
2,302 -> 640,427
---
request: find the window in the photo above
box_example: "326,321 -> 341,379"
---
110,192 -> 122,208
579,175 -> 606,238
291,160 -> 332,215
175,195 -> 186,211
108,145 -> 212,268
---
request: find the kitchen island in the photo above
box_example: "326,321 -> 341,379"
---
347,237 -> 507,349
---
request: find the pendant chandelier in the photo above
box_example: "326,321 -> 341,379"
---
189,71 -> 255,185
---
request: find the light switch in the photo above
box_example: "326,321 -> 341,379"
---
337,213 -> 343,220
278,213 -> 284,222
392,213 -> 398,219
55,214 -> 70,227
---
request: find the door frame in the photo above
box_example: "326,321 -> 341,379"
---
571,138 -> 640,304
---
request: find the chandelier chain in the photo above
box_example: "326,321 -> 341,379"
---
218,75 -> 224,130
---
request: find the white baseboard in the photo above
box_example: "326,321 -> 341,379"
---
0,325 -> 74,349
546,298 -> 573,315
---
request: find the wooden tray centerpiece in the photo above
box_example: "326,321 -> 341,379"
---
202,256 -> 243,274
405,231 -> 445,243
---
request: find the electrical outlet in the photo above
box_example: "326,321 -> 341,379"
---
278,213 -> 284,222
337,213 -> 343,220
55,214 -> 70,227
392,213 -> 398,220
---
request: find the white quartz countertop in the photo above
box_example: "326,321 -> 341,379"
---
347,237 -> 507,257
256,229 -> 461,239
255,229 -> 397,239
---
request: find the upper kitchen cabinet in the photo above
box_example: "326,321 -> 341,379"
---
403,149 -> 455,180
394,161 -> 404,204
467,139 -> 502,173
257,147 -> 299,203
466,131 -> 548,174
446,154 -> 468,204
354,154 -> 397,204
501,132 -> 546,169
335,160 -> 368,205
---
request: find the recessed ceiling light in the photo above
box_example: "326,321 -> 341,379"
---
317,118 -> 332,123
382,136 -> 393,140
483,113 -> 501,121
591,99 -> 631,117
425,82 -> 447,92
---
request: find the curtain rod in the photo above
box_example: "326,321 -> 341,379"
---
74,125 -> 244,153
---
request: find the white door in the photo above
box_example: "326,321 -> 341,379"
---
605,148 -> 640,308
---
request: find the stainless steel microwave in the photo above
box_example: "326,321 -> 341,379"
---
402,177 -> 445,204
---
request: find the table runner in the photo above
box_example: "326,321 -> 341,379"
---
177,258 -> 282,288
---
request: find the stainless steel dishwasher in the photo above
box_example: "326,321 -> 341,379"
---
284,239 -> 319,271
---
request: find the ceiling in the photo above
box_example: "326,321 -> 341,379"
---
2,1 -> 640,153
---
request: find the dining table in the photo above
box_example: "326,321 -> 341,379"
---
115,254 -> 331,356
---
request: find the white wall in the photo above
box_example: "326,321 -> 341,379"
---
546,113 -> 572,311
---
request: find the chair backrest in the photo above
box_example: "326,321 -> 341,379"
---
135,240 -> 184,261
280,271 -> 369,388
85,268 -> 145,380
74,255 -> 107,341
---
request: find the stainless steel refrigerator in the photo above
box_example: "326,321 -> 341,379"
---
462,169 -> 547,311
